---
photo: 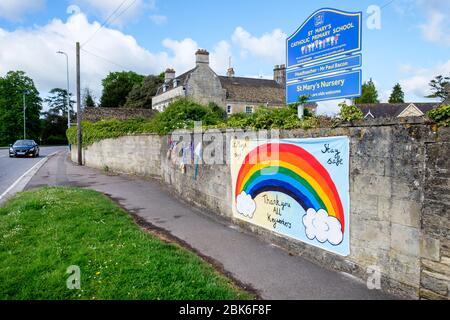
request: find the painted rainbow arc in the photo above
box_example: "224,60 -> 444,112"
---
235,143 -> 345,231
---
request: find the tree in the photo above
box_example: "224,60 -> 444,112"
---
426,75 -> 450,101
44,88 -> 75,115
40,88 -> 76,145
124,74 -> 164,109
0,71 -> 42,146
354,79 -> 380,104
40,111 -> 69,145
100,71 -> 145,108
388,83 -> 405,103
83,87 -> 96,108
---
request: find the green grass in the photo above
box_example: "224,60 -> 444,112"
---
0,187 -> 253,300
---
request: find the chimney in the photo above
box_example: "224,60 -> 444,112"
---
164,68 -> 175,83
227,67 -> 235,78
273,64 -> 286,86
195,49 -> 210,66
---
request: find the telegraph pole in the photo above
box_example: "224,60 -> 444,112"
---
22,93 -> 26,139
76,42 -> 82,165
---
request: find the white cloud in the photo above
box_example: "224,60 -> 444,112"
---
302,208 -> 343,245
0,0 -> 44,21
381,89 -> 393,103
236,192 -> 256,218
150,14 -> 168,26
0,10 -> 226,107
76,0 -> 155,26
162,39 -> 233,76
399,60 -> 450,101
418,11 -> 450,46
316,99 -> 351,116
232,27 -> 285,65
417,0 -> 450,46
392,0 -> 419,17
210,41 -> 232,75
161,38 -> 198,73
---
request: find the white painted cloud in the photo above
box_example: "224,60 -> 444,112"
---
399,60 -> 450,101
0,9 -> 229,108
0,0 -> 44,21
232,27 -> 286,65
236,192 -> 256,218
302,208 -> 343,245
150,14 -> 168,26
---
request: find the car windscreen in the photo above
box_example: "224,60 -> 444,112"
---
13,141 -> 34,147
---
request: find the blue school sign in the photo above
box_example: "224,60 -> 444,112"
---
286,8 -> 362,104
287,8 -> 362,68
286,54 -> 362,82
286,70 -> 362,104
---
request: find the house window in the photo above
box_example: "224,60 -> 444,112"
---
227,105 -> 233,114
173,79 -> 178,88
245,106 -> 254,114
163,85 -> 167,93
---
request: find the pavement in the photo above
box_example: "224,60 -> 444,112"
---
24,151 -> 397,300
0,146 -> 67,202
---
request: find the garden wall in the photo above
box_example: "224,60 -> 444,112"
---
82,107 -> 156,122
71,118 -> 450,299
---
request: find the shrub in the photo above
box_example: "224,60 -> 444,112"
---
66,118 -> 152,146
66,99 -> 327,146
427,105 -> 450,126
151,99 -> 225,134
338,102 -> 363,122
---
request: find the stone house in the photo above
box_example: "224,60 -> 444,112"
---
357,103 -> 438,119
152,49 -> 287,114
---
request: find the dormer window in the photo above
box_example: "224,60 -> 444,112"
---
163,85 -> 168,93
173,79 -> 178,88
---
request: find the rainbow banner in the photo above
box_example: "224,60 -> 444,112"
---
231,136 -> 350,256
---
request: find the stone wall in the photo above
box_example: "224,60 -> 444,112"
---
71,118 -> 450,299
420,128 -> 450,299
82,107 -> 156,122
72,134 -> 161,178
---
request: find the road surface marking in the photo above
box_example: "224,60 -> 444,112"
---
0,151 -> 58,203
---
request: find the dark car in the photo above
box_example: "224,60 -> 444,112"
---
9,140 -> 40,158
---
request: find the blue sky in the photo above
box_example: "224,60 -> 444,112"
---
0,0 -> 449,113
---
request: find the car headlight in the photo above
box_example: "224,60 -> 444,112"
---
9,148 -> 13,152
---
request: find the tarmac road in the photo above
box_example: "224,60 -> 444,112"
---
0,146 -> 67,197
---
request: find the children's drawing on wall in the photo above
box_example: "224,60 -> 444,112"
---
231,136 -> 350,256
167,136 -> 203,179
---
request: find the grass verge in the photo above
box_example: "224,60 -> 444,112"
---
0,187 -> 253,300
